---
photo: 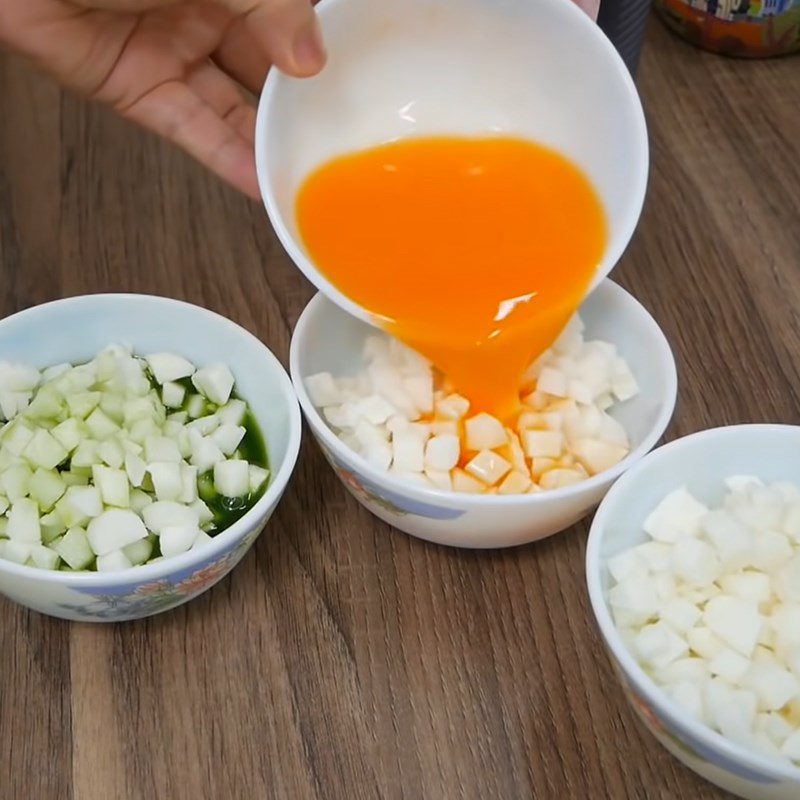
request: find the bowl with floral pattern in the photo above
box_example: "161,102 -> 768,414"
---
289,280 -> 677,549
586,425 -> 800,799
0,294 -> 301,622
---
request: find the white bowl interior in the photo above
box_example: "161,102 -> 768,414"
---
293,279 -> 676,470
0,294 -> 296,483
593,425 -> 800,595
587,425 -> 800,786
258,0 -> 648,311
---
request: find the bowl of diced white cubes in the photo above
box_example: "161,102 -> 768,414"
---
586,425 -> 800,799
0,294 -> 301,622
290,279 -> 677,549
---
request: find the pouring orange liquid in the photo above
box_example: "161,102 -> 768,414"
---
296,136 -> 607,420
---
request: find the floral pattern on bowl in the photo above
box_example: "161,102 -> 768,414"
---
318,442 -> 465,520
617,664 -> 780,785
54,527 -> 260,621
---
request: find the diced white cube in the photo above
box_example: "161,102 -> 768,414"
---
192,530 -> 213,550
145,435 -> 182,464
571,438 -> 627,476
660,597 -> 702,635
608,575 -> 660,626
537,367 -> 568,398
7,498 -> 41,543
752,530 -> 793,573
435,393 -> 470,421
210,423 -> 246,457
539,469 -> 585,490
248,465 -> 269,494
671,538 -> 721,588
213,459 -> 250,497
744,663 -> 799,712
160,525 -> 200,558
392,431 -> 425,473
688,627 -> 725,660
305,372 -> 341,407
725,475 -> 764,493
702,510 -> 753,571
634,622 -> 688,669
644,487 -> 708,542
192,363 -> 235,406
424,468 -> 452,491
87,509 -> 148,556
521,429 -> 563,459
91,465 -> 130,508
704,596 -> 763,657
96,549 -> 134,572
465,450 -> 511,486
23,429 -> 68,470
669,682 -> 704,721
161,381 -> 186,409
142,501 -> 200,534
719,571 -> 772,606
451,469 -> 485,494
399,374 -> 432,416
708,648 -> 751,685
145,352 -> 195,384
497,470 -> 532,495
354,394 -> 396,426
190,436 -> 225,472
611,357 -> 639,401
424,434 -> 460,472
124,453 -> 147,488
362,442 -> 392,471
148,462 -> 183,502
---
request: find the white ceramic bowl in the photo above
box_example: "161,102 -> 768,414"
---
586,425 -> 800,800
0,295 -> 301,622
256,0 -> 648,328
290,279 -> 676,549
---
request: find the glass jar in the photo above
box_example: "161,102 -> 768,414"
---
654,0 -> 800,57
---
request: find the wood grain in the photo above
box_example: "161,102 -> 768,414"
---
1,18 -> 798,800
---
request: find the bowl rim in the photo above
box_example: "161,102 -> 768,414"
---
0,292 -> 302,586
586,423 -> 800,783
255,0 -> 649,328
289,279 -> 678,508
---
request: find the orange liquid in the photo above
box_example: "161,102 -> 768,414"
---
296,136 -> 607,419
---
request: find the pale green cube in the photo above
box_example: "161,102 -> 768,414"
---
51,417 -> 85,452
0,463 -> 33,501
91,464 -> 130,508
71,438 -> 100,468
65,391 -> 101,419
24,429 -> 68,470
122,535 -> 153,566
85,408 -> 120,440
55,527 -> 94,570
29,468 -> 67,511
2,419 -> 35,456
30,544 -> 60,570
24,385 -> 64,420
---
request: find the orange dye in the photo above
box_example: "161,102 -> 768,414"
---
296,136 -> 606,419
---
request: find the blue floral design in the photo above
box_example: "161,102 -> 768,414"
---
625,678 -> 780,784
56,528 -> 258,620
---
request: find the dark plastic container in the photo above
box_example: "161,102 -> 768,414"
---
597,0 -> 655,74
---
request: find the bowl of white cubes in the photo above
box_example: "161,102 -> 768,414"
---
290,279 -> 677,549
586,424 -> 800,799
0,294 -> 301,622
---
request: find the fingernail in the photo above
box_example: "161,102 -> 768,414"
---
292,21 -> 326,75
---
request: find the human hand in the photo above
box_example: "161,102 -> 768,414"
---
0,0 -> 326,198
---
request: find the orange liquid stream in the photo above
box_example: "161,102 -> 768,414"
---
296,136 -> 607,420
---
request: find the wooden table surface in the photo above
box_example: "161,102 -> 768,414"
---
1,17 -> 798,800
